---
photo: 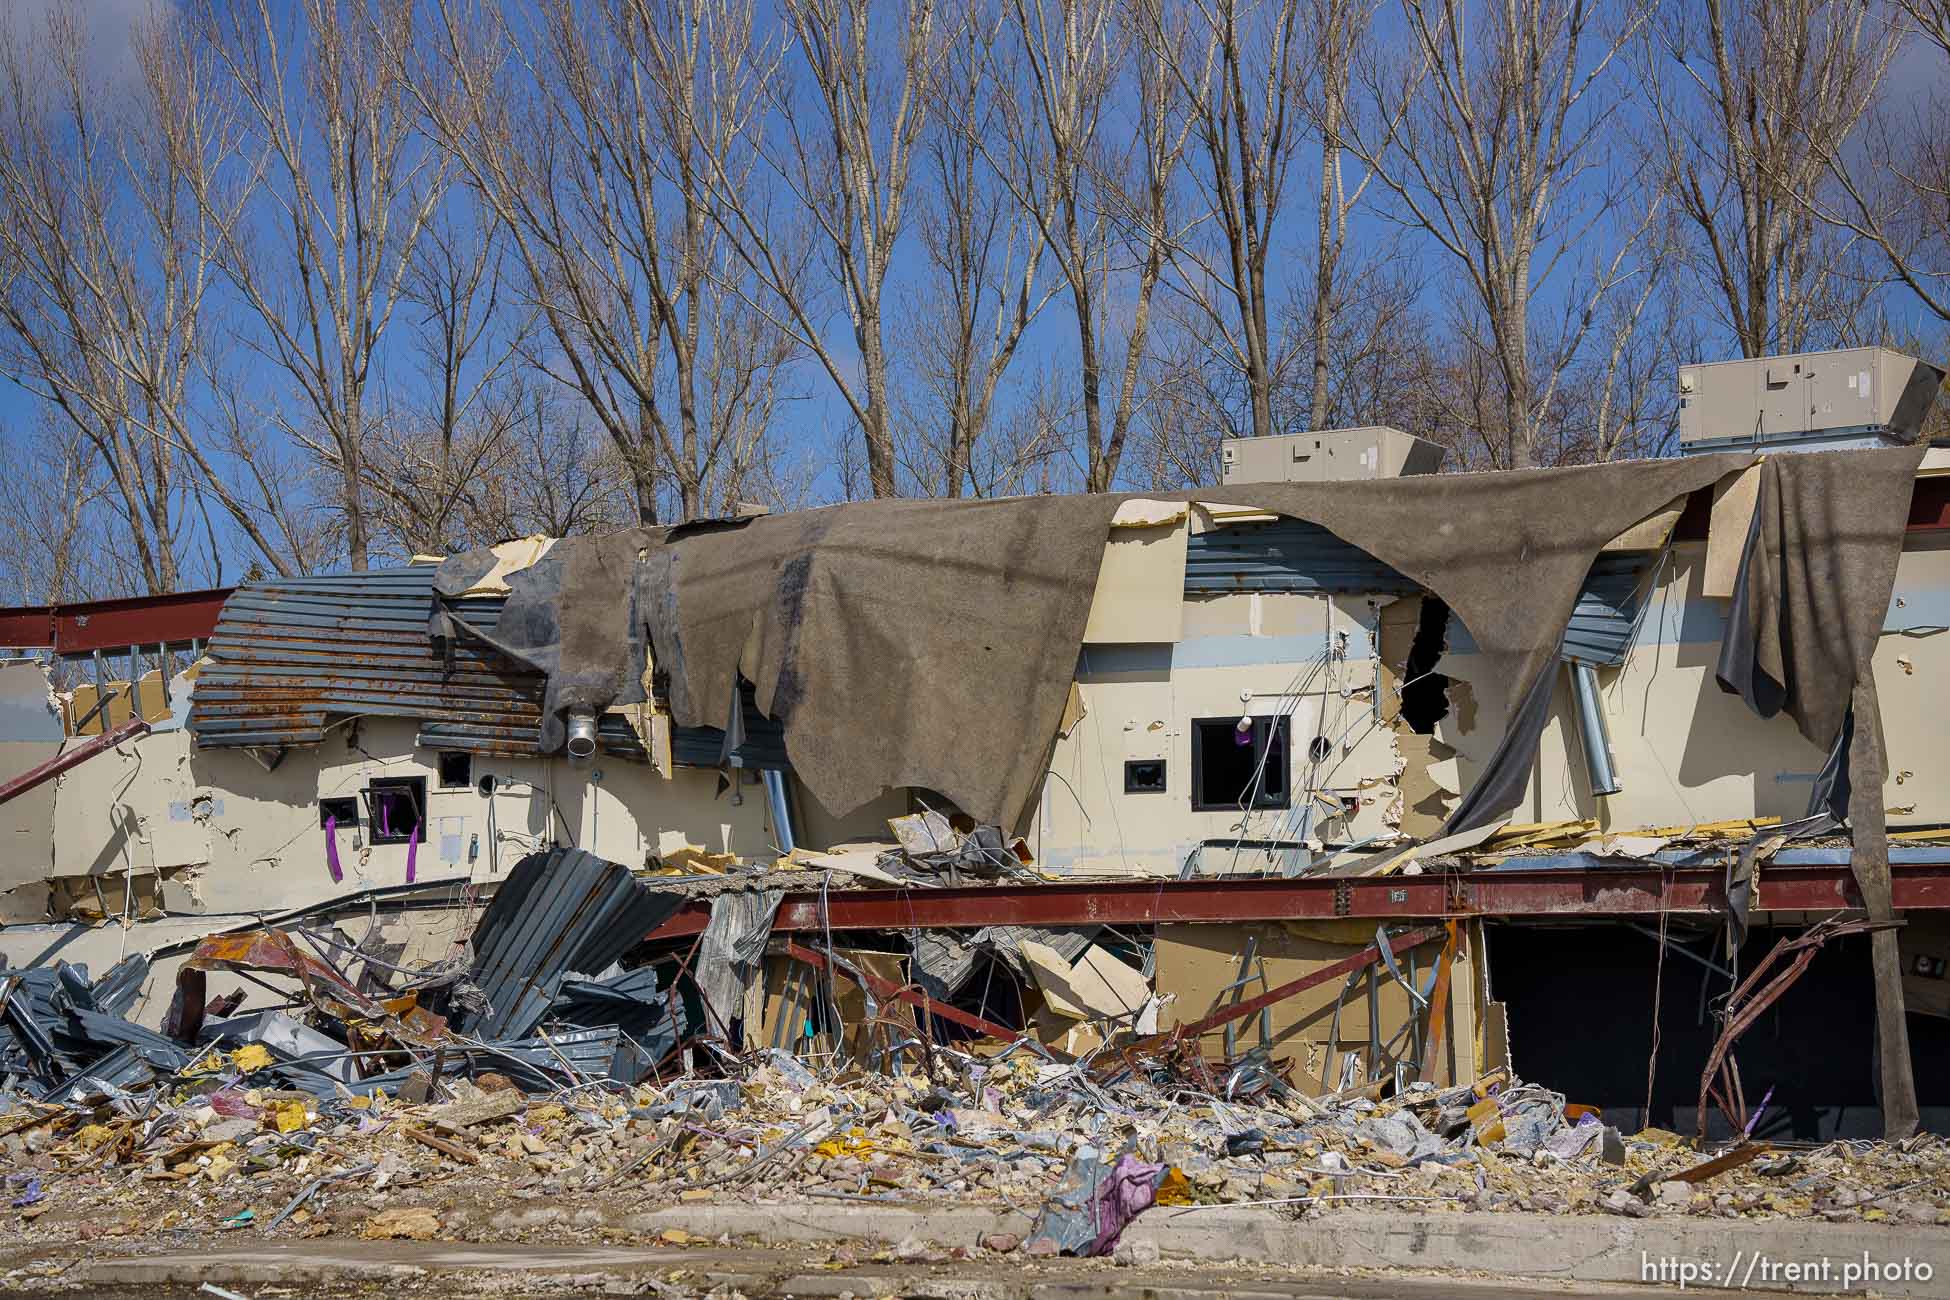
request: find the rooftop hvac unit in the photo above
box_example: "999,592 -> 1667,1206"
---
1676,347 -> 1944,454
1219,426 -> 1446,484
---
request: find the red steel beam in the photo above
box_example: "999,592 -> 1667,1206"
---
0,587 -> 232,654
0,716 -> 151,806
645,861 -> 1950,941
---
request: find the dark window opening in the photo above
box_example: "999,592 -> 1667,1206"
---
1306,734 -> 1333,764
1192,716 -> 1290,811
437,751 -> 473,789
1401,595 -> 1453,734
318,797 -> 359,830
1124,759 -> 1167,793
364,776 -> 426,845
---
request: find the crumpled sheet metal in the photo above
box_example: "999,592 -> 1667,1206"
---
0,955 -> 160,1095
181,929 -> 448,1047
460,847 -> 684,1041
695,890 -> 781,1035
1027,1145 -> 1168,1257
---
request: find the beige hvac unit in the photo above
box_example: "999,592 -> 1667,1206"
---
1676,347 -> 1944,452
1219,426 -> 1446,484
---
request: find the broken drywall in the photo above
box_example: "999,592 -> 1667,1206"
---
1429,536 -> 1950,831
1151,920 -> 1479,1093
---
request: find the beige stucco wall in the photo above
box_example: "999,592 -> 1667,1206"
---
21,714 -> 775,921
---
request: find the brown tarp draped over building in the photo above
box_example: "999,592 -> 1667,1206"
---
446,448 -> 1923,839
643,452 -> 1760,826
1714,445 -> 1927,1138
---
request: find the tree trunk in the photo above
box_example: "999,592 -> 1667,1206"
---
1310,131 -> 1337,430
1079,296 -> 1108,492
341,435 -> 369,572
633,398 -> 660,525
860,315 -> 897,497
1247,256 -> 1274,440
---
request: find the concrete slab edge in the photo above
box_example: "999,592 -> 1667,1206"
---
64,1205 -> 1950,1298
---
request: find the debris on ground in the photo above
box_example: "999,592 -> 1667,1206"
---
4,844 -> 1947,1259
6,1024 -> 1950,1257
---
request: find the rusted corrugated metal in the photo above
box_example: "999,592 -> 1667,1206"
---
188,567 -> 552,752
188,565 -> 785,766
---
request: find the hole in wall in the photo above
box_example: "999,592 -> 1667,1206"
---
438,751 -> 473,789
318,797 -> 359,830
1401,595 -> 1453,734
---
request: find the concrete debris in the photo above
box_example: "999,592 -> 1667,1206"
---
6,1024 -> 1950,1262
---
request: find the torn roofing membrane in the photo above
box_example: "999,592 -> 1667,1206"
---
431,447 -> 1924,842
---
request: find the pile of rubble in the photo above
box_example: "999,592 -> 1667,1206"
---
7,1032 -> 1950,1257
6,844 -> 1948,1259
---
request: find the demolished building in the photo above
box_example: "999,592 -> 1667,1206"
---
4,343 -> 1950,1156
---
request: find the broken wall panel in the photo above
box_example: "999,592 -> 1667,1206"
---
1082,504 -> 1190,645
22,714 -> 777,922
1152,920 -> 1478,1092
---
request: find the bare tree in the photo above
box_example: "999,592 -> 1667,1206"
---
418,0 -> 791,523
1168,0 -> 1307,441
357,203 -> 535,556
0,416 -> 120,604
696,0 -> 943,498
371,385 -> 638,546
1285,245 -> 1434,431
1302,0 -> 1404,429
185,0 -> 450,571
1807,1 -> 1950,323
896,10 -> 1053,497
1350,0 -> 1649,468
986,0 -> 1203,492
1647,0 -> 1902,356
0,5 -> 305,591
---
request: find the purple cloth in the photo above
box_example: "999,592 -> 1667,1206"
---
324,814 -> 343,883
405,819 -> 420,884
1089,1153 -> 1166,1255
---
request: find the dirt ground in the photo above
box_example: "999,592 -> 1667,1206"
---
0,1236 -> 1766,1299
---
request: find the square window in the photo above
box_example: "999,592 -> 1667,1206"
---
437,751 -> 473,789
1191,716 -> 1290,811
364,776 -> 426,845
318,797 -> 359,830
1124,759 -> 1167,793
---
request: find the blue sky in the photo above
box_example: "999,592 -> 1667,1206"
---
0,0 -> 1945,597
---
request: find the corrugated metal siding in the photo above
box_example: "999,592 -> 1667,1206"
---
1562,552 -> 1657,666
190,567 -> 551,751
190,566 -> 786,767
668,684 -> 790,770
460,847 -> 681,1041
1185,521 -> 1419,594
1188,521 -> 1659,667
